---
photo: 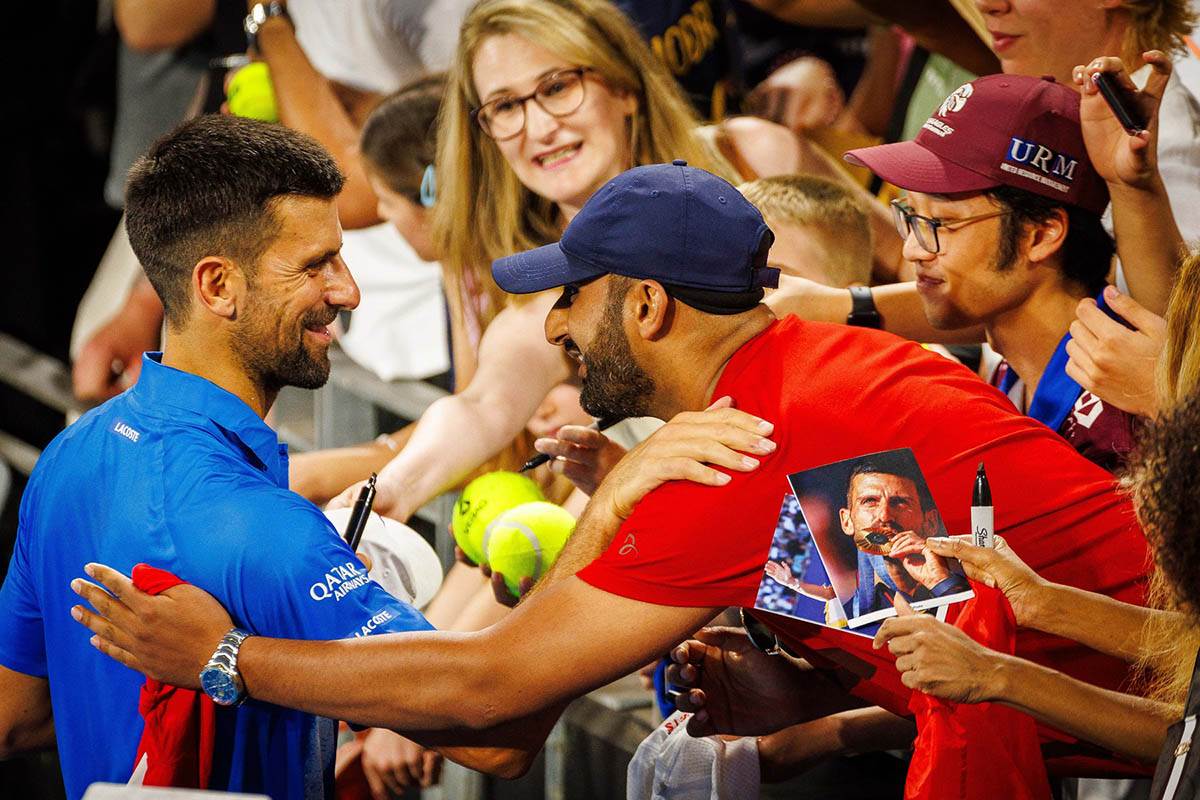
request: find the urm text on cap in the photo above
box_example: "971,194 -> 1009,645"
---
844,74 -> 1108,215
491,161 -> 779,306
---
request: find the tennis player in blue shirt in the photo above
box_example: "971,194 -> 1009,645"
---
0,116 -> 438,799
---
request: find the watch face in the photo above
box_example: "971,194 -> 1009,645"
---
200,666 -> 241,706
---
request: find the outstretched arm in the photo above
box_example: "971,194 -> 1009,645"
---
926,535 -> 1174,663
767,277 -> 985,344
876,611 -> 1177,763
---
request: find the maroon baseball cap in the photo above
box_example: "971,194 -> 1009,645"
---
845,74 -> 1108,215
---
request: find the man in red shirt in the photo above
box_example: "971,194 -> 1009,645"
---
73,161 -> 1148,776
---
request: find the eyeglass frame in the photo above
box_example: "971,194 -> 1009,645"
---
470,67 -> 596,142
889,198 -> 1011,255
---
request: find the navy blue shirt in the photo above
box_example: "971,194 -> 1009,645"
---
0,354 -> 433,799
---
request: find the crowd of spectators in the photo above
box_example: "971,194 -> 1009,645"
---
3,0 -> 1200,798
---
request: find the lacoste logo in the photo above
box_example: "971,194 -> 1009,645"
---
113,421 -> 140,442
938,83 -> 973,116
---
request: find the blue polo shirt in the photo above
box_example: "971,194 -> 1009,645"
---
0,353 -> 433,800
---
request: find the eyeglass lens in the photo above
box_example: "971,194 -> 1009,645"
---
892,202 -> 939,254
480,71 -> 587,140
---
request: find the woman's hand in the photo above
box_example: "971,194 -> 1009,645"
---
873,596 -> 1009,704
1066,285 -> 1165,418
924,535 -> 1048,628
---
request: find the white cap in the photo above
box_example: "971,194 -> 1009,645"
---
324,508 -> 444,608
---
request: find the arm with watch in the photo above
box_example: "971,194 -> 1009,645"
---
766,276 -> 987,344
242,1 -> 383,229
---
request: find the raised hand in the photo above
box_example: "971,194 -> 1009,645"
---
1073,52 -> 1171,191
1066,285 -> 1165,418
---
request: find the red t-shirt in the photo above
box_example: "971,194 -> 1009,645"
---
579,318 -> 1147,719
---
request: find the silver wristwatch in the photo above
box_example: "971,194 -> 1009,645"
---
199,627 -> 252,706
244,2 -> 290,53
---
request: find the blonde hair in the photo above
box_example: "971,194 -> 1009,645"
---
1132,250 -> 1200,707
1120,0 -> 1196,63
432,0 -> 730,331
1157,250 -> 1200,409
738,175 -> 873,288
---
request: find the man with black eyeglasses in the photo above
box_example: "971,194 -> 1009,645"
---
847,72 -> 1139,473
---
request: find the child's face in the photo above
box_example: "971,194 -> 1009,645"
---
368,172 -> 438,263
526,382 -> 592,439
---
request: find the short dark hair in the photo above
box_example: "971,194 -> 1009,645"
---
124,115 -> 344,325
360,74 -> 446,199
986,186 -> 1114,295
846,453 -> 932,512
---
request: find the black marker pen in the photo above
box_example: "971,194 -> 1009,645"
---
520,416 -> 623,472
972,462 -> 994,549
344,472 -> 377,552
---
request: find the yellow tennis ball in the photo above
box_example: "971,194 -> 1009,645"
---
452,472 -> 544,566
226,62 -> 279,122
483,501 -> 576,597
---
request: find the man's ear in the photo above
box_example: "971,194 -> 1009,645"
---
1025,207 -> 1069,266
631,279 -> 672,340
193,256 -> 247,321
922,509 -> 941,538
839,507 -> 854,537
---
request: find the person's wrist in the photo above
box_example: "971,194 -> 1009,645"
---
1020,578 -> 1060,631
1106,171 -> 1165,197
255,12 -> 294,47
984,651 -> 1024,703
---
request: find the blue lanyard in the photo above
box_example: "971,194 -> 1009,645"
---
1000,290 -> 1122,431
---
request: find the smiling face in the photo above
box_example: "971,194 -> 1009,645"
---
232,195 -> 359,392
839,472 -> 931,556
544,275 -> 655,419
471,33 -> 638,219
902,191 -> 1033,330
974,0 -> 1120,82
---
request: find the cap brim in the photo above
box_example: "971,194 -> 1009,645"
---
491,242 -> 605,295
844,141 -> 998,195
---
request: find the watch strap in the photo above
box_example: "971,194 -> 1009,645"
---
202,627 -> 252,705
846,285 -> 882,329
244,2 -> 290,53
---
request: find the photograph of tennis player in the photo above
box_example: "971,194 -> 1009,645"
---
754,494 -> 839,626
787,448 -> 973,631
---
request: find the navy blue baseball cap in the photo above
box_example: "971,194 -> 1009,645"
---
492,161 -> 779,314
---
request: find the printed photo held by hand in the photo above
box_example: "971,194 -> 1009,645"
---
773,448 -> 974,635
